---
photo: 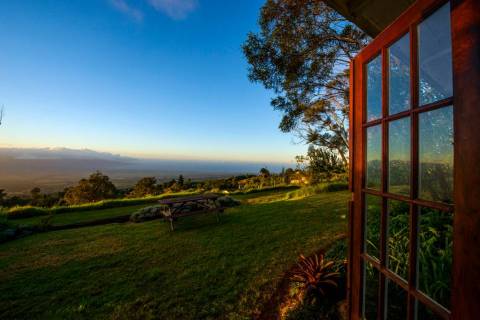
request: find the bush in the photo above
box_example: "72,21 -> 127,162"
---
232,185 -> 300,195
130,205 -> 168,223
216,196 -> 241,208
284,182 -> 348,200
5,206 -> 49,219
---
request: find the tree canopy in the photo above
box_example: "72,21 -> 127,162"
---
243,0 -> 368,164
64,171 -> 117,205
130,177 -> 159,198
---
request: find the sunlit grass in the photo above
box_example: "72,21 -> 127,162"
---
0,191 -> 349,319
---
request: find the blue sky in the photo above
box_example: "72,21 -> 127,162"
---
0,0 -> 305,163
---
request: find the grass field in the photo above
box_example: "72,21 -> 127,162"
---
0,190 -> 349,319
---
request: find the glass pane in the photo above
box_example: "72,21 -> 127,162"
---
366,125 -> 382,190
419,106 -> 453,203
418,2 -> 452,105
417,207 -> 453,309
366,55 -> 382,121
388,117 -> 411,195
389,33 -> 410,114
416,300 -> 443,320
365,195 -> 381,260
387,200 -> 409,280
386,279 -> 407,320
363,262 -> 380,320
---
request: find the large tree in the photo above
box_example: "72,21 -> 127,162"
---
64,171 -> 117,205
130,177 -> 160,197
243,0 -> 368,165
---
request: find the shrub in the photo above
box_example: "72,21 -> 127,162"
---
232,185 -> 300,195
322,182 -> 348,192
216,196 -> 241,208
284,182 -> 348,200
287,253 -> 340,304
130,205 -> 168,223
6,206 -> 49,219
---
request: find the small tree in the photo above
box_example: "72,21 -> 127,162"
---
296,146 -> 346,183
64,171 -> 117,205
131,177 -> 159,197
259,168 -> 271,177
0,189 -> 7,206
178,175 -> 185,187
30,187 -> 42,206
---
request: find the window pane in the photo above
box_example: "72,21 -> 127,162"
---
387,200 -> 409,280
389,33 -> 410,114
365,195 -> 381,260
366,125 -> 382,190
386,279 -> 407,320
419,106 -> 453,203
416,300 -> 443,320
363,262 -> 380,320
417,207 -> 453,309
366,55 -> 382,121
388,117 -> 411,195
418,2 -> 452,105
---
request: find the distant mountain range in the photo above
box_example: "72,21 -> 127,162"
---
0,147 -> 134,161
0,147 -> 291,195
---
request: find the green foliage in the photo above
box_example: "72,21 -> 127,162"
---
243,0 -> 368,162
130,177 -> 160,198
5,206 -> 49,219
259,168 -> 271,177
285,183 -> 348,199
246,182 -> 348,205
287,253 -> 339,304
216,196 -> 241,208
365,202 -> 452,309
177,174 -> 185,187
4,191 -> 198,220
419,163 -> 453,203
0,189 -> 7,206
284,241 -> 348,320
417,208 -> 452,308
130,205 -> 168,223
296,146 -> 346,183
232,185 -> 300,196
64,171 -> 117,205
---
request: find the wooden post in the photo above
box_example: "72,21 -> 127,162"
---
451,0 -> 480,318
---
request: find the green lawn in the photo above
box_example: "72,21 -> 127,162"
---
0,191 -> 349,319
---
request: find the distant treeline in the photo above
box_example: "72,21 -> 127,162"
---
0,147 -> 349,209
0,167 -> 312,209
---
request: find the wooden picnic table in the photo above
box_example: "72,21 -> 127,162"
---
159,194 -> 224,231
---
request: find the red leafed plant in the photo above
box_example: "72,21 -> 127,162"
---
287,253 -> 340,304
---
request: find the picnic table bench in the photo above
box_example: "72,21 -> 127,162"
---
159,194 -> 224,231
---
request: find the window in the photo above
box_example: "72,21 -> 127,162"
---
352,2 -> 454,319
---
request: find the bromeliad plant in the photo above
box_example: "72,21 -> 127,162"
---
287,253 -> 340,304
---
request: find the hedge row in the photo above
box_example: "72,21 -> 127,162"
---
231,185 -> 300,195
4,191 -> 199,220
283,182 -> 348,200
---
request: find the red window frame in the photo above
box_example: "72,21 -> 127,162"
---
348,0 -> 480,319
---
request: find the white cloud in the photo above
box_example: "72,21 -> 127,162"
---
109,0 -> 143,21
146,0 -> 198,20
